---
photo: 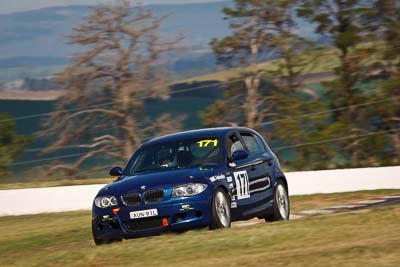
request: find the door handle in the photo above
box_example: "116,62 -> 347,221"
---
250,165 -> 257,171
266,158 -> 274,166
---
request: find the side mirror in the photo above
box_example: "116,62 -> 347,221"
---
231,150 -> 249,162
109,166 -> 123,177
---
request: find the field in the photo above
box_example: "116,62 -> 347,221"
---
1,190 -> 399,266
181,44 -> 391,83
181,50 -> 340,83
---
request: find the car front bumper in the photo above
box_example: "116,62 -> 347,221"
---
92,198 -> 212,240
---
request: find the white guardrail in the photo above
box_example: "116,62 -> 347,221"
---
0,166 -> 399,216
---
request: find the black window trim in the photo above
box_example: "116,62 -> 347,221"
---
225,130 -> 247,162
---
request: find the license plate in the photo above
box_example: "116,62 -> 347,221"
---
129,208 -> 158,219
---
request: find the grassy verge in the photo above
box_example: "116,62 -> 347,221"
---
0,190 -> 399,266
0,178 -> 111,190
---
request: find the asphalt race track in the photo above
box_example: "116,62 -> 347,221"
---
233,193 -> 400,228
1,166 -> 400,216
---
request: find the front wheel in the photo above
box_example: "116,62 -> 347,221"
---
210,188 -> 231,229
265,180 -> 290,221
92,222 -> 106,246
92,221 -> 122,246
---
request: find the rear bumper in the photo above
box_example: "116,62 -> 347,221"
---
92,199 -> 212,240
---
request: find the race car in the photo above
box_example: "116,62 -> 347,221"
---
92,127 -> 290,245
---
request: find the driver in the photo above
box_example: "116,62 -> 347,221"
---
159,149 -> 176,167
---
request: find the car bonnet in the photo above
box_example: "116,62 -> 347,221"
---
98,167 -> 221,195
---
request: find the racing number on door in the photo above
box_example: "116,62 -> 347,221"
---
234,170 -> 250,200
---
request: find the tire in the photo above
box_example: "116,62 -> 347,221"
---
92,221 -> 105,246
92,221 -> 122,246
265,180 -> 290,222
93,235 -> 105,246
210,188 -> 231,229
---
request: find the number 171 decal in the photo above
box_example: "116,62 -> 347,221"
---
197,139 -> 218,148
233,170 -> 250,200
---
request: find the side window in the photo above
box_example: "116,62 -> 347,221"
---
240,134 -> 263,156
254,134 -> 268,153
227,134 -> 244,157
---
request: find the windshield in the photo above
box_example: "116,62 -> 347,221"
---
126,137 -> 222,174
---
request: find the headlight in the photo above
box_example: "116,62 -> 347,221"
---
94,195 -> 118,208
172,183 -> 208,198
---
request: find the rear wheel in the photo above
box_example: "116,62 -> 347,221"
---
265,180 -> 290,221
210,188 -> 231,229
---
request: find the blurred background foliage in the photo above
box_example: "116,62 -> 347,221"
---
0,113 -> 32,177
0,0 -> 399,182
202,0 -> 400,171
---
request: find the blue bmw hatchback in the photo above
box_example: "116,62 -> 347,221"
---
92,127 -> 290,245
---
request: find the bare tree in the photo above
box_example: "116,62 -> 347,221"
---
40,1 -> 183,177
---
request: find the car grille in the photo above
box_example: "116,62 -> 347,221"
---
121,190 -> 165,206
144,190 -> 164,204
123,217 -> 167,232
122,192 -> 141,206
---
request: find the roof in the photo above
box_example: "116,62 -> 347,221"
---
144,127 -> 251,145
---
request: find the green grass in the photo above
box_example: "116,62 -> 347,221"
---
0,190 -> 399,266
0,178 -> 111,190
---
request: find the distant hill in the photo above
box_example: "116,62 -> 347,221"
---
0,2 -> 236,82
0,2 -> 231,61
0,1 -> 321,83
